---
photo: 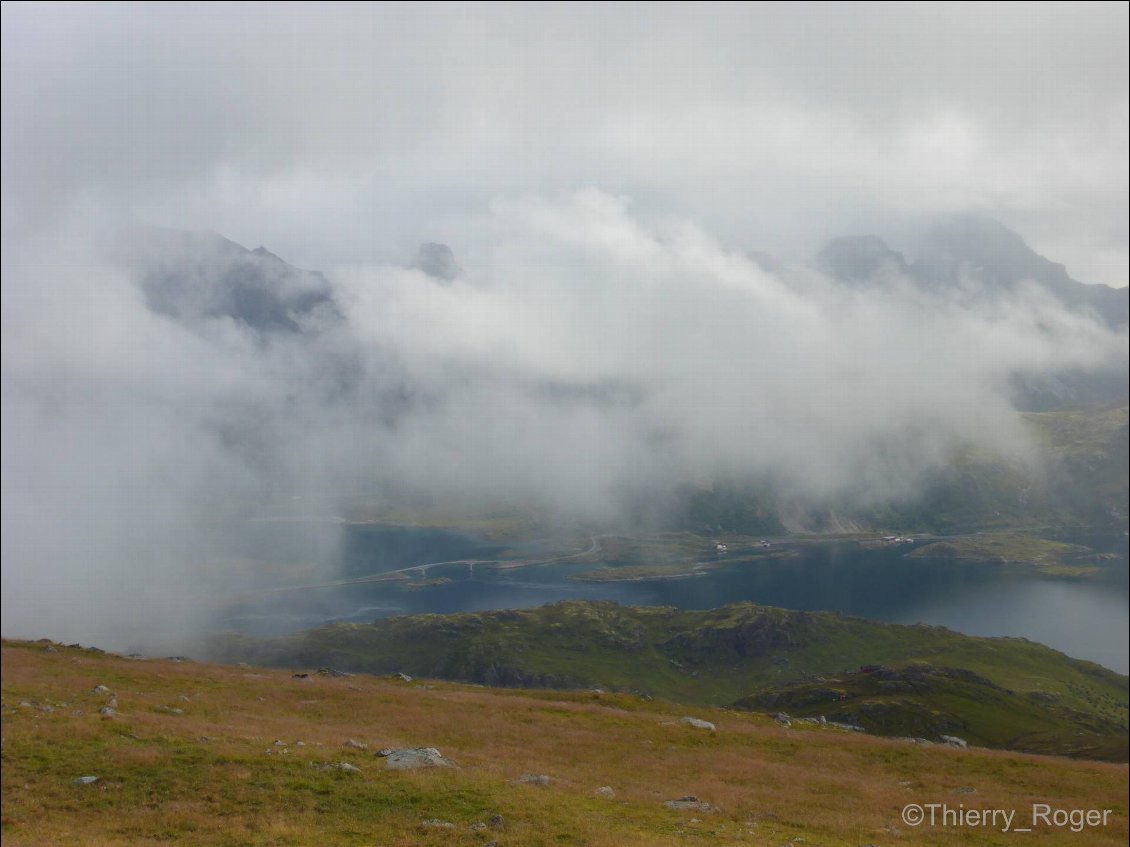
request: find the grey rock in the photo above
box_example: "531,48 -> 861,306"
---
489,814 -> 505,830
393,672 -> 413,683
92,685 -> 111,695
680,716 -> 716,731
420,819 -> 455,829
336,762 -> 362,773
594,786 -> 616,798
317,667 -> 354,677
99,706 -> 116,717
343,739 -> 369,750
74,776 -> 100,785
518,773 -> 550,786
382,747 -> 456,769
941,735 -> 968,748
664,796 -> 718,812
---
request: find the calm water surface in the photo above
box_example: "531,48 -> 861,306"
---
217,526 -> 1129,674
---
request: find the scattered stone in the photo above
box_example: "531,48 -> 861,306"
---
664,796 -> 718,812
381,747 -> 456,769
469,822 -> 487,832
344,739 -> 369,750
178,695 -> 191,702
942,735 -> 968,748
92,685 -> 111,695
295,741 -> 305,747
826,720 -> 865,732
680,717 -> 716,731
107,696 -> 118,709
38,704 -> 55,713
420,819 -> 455,829
336,762 -> 362,773
156,706 -> 184,715
518,773 -> 550,786
99,707 -> 116,717
954,786 -> 977,794
489,814 -> 505,830
19,700 -> 33,708
74,776 -> 99,785
594,786 -> 616,798
393,672 -> 413,683
317,667 -> 354,677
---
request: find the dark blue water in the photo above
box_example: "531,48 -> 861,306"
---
216,526 -> 1130,674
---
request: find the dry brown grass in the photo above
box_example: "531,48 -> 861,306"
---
2,640 -> 1127,845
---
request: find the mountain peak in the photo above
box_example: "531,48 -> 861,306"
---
816,235 -> 909,284
412,242 -> 461,283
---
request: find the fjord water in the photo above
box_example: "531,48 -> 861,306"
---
218,525 -> 1130,674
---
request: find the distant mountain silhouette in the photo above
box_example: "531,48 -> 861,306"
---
816,235 -> 910,285
411,242 -> 461,283
117,227 -> 339,334
816,214 -> 1127,331
912,214 -> 1127,330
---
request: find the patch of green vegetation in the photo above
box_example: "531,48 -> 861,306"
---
398,577 -> 453,591
208,600 -> 1129,761
734,662 -> 1127,758
910,533 -> 1111,578
572,565 -> 709,582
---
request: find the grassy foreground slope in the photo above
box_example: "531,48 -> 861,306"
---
210,601 -> 1128,761
2,640 -> 1127,847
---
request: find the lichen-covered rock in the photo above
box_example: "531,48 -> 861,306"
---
680,716 -> 716,731
663,796 -> 718,812
380,747 -> 456,769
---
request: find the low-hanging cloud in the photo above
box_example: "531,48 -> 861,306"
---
2,189 -> 1125,651
2,3 -> 1126,651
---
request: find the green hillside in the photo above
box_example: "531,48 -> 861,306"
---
4,640 -> 1127,847
209,600 -> 1128,761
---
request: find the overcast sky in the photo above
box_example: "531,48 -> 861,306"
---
2,1 -> 1127,284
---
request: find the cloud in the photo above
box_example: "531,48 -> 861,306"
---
2,3 -> 1126,281
2,188 -> 1125,649
1,4 -> 1127,649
